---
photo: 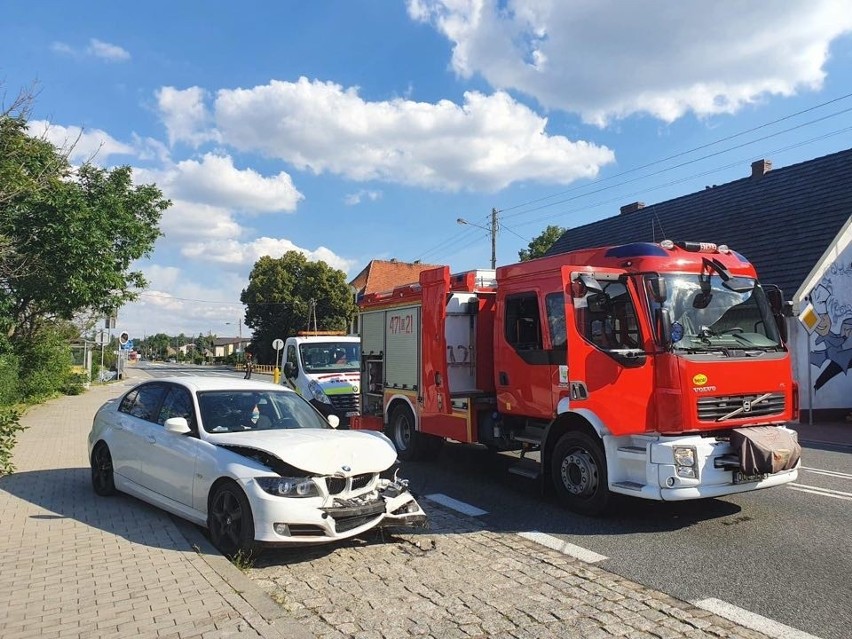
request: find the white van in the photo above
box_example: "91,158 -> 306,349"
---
282,334 -> 361,427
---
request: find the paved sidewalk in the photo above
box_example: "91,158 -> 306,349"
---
0,369 -> 309,639
1,370 -> 812,639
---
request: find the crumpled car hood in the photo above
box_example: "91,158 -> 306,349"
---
210,429 -> 396,475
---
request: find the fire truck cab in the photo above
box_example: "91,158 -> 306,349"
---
354,241 -> 801,514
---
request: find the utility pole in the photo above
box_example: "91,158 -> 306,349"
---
490,207 -> 499,270
457,208 -> 500,269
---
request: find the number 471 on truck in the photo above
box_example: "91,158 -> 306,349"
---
351,240 -> 802,515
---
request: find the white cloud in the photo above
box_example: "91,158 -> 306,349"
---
51,39 -> 130,62
135,153 -> 304,213
158,200 -> 243,242
50,42 -> 75,56
212,77 -> 614,191
408,0 -> 852,125
156,86 -> 219,147
344,189 -> 382,205
87,38 -> 131,62
182,237 -> 356,273
27,120 -> 134,163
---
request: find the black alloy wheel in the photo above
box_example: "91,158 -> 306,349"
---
208,482 -> 256,557
91,443 -> 117,496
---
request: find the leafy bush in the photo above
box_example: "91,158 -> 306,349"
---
61,372 -> 89,395
0,406 -> 24,475
0,355 -> 20,406
15,329 -> 74,401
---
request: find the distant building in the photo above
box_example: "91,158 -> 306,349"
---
546,148 -> 852,422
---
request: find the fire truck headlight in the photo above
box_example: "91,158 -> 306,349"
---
673,446 -> 698,479
308,380 -> 332,404
673,446 -> 695,467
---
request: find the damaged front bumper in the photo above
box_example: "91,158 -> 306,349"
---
245,474 -> 427,545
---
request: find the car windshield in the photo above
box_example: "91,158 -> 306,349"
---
648,273 -> 782,352
299,341 -> 360,373
197,390 -> 332,433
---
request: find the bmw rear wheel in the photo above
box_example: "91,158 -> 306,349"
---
91,443 -> 117,496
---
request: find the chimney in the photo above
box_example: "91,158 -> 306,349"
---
751,159 -> 772,179
620,201 -> 645,215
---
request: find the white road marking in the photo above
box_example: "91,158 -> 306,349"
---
691,598 -> 824,639
788,484 -> 852,501
424,493 -> 488,516
517,531 -> 608,563
800,466 -> 852,480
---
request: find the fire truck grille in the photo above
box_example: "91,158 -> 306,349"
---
696,393 -> 786,422
329,393 -> 359,412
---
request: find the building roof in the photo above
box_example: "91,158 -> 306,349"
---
545,148 -> 852,299
349,259 -> 442,297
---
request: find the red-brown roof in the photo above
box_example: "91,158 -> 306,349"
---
350,259 -> 441,296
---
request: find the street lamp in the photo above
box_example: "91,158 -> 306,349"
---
457,208 -> 499,269
225,319 -> 243,361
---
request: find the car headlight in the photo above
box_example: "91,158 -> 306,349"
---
307,380 -> 331,404
256,476 -> 319,498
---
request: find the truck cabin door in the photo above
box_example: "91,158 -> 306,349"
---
563,267 -> 655,434
494,289 -> 561,421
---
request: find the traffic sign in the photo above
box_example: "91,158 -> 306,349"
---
272,338 -> 284,351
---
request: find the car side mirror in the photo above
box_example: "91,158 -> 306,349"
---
327,414 -> 340,429
284,361 -> 297,377
164,416 -> 191,435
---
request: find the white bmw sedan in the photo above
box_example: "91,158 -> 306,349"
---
88,376 -> 426,556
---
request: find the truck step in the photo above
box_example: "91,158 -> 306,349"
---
513,434 -> 542,445
508,458 -> 541,480
616,445 -> 647,459
612,481 -> 645,492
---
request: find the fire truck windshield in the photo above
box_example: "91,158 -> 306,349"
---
648,274 -> 782,352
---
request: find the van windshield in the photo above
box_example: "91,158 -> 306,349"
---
299,342 -> 361,373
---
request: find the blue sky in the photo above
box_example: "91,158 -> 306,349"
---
3,1 -> 852,341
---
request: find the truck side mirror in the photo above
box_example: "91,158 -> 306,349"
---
283,361 -> 296,378
656,308 -> 673,349
587,292 -> 611,314
765,286 -> 783,314
764,286 -> 788,342
646,275 -> 667,303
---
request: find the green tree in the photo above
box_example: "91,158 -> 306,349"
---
518,225 -> 567,261
241,251 -> 355,363
0,102 -> 169,341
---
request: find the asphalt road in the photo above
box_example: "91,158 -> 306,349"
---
137,361 -> 851,639
399,441 -> 852,639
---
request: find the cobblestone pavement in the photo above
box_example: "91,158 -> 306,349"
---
248,503 -> 773,639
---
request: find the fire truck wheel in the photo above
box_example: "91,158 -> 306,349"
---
551,431 -> 610,516
389,403 -> 420,461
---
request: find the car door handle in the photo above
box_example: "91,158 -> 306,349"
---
499,371 -> 509,385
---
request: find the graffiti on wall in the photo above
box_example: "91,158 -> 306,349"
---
807,259 -> 852,392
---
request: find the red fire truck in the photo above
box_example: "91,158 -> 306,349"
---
352,240 -> 801,514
